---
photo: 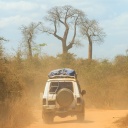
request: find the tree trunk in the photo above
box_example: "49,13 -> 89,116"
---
88,37 -> 92,60
62,40 -> 68,54
28,41 -> 32,59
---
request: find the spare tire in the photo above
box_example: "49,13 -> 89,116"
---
56,88 -> 74,107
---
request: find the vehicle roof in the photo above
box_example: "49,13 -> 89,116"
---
47,78 -> 77,82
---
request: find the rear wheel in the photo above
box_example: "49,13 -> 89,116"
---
42,112 -> 54,124
77,107 -> 85,122
77,113 -> 84,122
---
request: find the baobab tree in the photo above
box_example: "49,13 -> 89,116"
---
126,49 -> 128,56
41,5 -> 85,54
21,22 -> 41,59
80,19 -> 106,59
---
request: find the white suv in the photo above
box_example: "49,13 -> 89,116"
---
42,75 -> 86,123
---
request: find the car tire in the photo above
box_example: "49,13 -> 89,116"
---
77,106 -> 85,122
42,112 -> 54,124
77,113 -> 84,122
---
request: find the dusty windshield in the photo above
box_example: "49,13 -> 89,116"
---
49,82 -> 73,94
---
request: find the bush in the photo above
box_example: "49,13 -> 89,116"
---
0,97 -> 34,128
115,114 -> 128,128
1,53 -> 128,127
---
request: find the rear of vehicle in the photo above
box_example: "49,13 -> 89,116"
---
42,78 -> 85,123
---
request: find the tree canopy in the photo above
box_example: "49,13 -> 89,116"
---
80,19 -> 106,59
41,5 -> 85,54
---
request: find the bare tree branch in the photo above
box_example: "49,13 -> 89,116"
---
41,5 -> 85,54
0,37 -> 8,42
20,22 -> 41,59
53,20 -> 63,41
80,18 -> 106,59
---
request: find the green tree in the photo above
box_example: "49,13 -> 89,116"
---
33,43 -> 47,57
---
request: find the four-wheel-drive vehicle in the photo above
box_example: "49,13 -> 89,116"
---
42,68 -> 86,123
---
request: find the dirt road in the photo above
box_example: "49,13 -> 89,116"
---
26,108 -> 128,128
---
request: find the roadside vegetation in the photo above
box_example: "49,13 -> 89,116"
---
115,114 -> 128,128
0,52 -> 128,127
0,4 -> 128,128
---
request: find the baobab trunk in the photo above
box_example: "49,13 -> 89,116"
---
88,38 -> 92,60
28,40 -> 32,59
62,40 -> 68,54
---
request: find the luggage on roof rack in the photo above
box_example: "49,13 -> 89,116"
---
48,68 -> 77,79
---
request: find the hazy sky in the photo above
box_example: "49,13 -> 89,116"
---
0,0 -> 128,60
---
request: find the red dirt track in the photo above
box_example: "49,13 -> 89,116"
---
26,108 -> 128,128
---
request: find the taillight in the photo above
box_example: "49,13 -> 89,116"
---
43,99 -> 46,105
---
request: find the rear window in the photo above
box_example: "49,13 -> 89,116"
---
49,82 -> 73,94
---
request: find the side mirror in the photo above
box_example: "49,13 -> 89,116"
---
81,90 -> 86,96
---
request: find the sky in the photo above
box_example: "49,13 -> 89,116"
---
0,0 -> 128,60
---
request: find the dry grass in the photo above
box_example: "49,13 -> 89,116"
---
115,114 -> 128,128
0,54 -> 128,127
0,97 -> 34,128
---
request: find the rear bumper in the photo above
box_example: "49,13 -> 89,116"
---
42,104 -> 83,115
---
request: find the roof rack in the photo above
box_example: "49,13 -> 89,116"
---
49,75 -> 76,79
